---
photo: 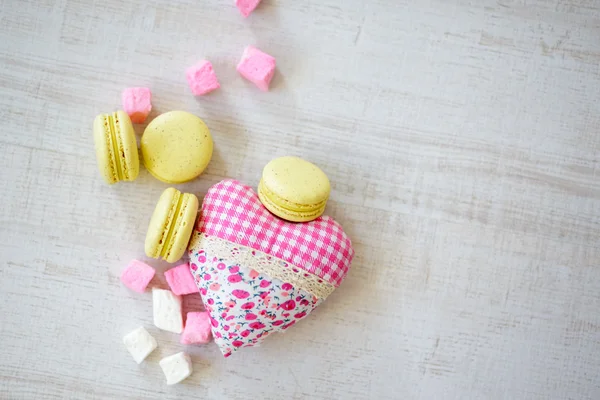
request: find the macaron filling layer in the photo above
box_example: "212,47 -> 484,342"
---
110,114 -> 123,181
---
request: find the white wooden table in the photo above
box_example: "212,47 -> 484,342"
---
2,0 -> 600,398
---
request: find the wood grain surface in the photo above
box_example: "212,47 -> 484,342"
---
1,0 -> 600,399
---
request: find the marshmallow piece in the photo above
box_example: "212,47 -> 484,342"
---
186,60 -> 220,96
121,260 -> 156,293
123,327 -> 157,364
159,352 -> 193,385
181,312 -> 212,345
236,0 -> 261,17
164,263 -> 198,295
153,289 -> 183,333
237,46 -> 276,92
122,87 -> 152,123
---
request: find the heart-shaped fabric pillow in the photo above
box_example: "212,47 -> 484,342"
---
187,179 -> 354,357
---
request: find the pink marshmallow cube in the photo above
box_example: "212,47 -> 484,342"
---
181,312 -> 212,345
237,46 -> 276,92
121,260 -> 156,293
164,263 -> 198,295
186,60 -> 220,96
236,0 -> 262,17
121,87 -> 152,123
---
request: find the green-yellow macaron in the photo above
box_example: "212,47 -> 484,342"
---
93,110 -> 139,184
258,156 -> 331,222
141,111 -> 213,184
145,188 -> 199,263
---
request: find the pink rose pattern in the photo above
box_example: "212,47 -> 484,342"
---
189,248 -> 322,357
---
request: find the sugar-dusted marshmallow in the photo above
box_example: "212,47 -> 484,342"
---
236,0 -> 261,17
121,260 -> 155,293
159,352 -> 193,385
186,60 -> 220,96
181,312 -> 212,345
123,326 -> 157,364
153,288 -> 183,333
237,46 -> 276,92
122,87 -> 152,123
164,263 -> 198,295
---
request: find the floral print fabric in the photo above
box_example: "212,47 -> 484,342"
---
189,245 -> 322,357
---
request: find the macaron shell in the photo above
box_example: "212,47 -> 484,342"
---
141,111 -> 213,184
93,114 -> 116,184
145,188 -> 199,263
259,156 -> 330,222
93,111 -> 139,184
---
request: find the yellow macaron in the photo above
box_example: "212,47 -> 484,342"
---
258,156 -> 331,222
93,111 -> 139,184
145,188 -> 199,263
141,111 -> 213,184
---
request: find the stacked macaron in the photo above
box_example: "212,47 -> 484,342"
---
93,111 -> 139,184
258,156 -> 331,222
145,188 -> 199,263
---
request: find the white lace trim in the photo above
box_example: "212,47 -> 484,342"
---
189,232 -> 336,299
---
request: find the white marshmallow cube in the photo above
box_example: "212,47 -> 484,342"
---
123,326 -> 157,364
152,288 -> 183,333
159,352 -> 193,385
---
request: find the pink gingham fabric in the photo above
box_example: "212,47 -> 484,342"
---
196,179 -> 354,287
